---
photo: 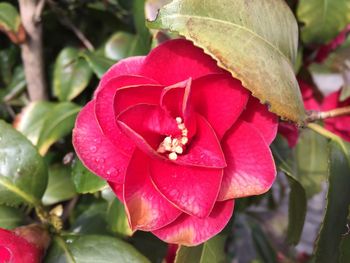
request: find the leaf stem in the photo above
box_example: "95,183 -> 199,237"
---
306,106 -> 350,122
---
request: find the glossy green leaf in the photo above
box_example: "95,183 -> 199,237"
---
297,0 -> 350,44
72,159 -> 106,194
0,120 -> 47,206
80,52 -> 115,78
36,102 -> 81,155
285,173 -> 307,245
46,235 -> 150,263
106,198 -> 132,236
133,0 -> 152,55
340,233 -> 350,263
3,66 -> 26,102
0,3 -> 20,32
175,235 -> 226,263
70,201 -> 109,235
148,0 -> 306,124
314,141 -> 350,263
104,32 -> 137,60
0,45 -> 18,86
15,101 -> 53,145
0,205 -> 24,229
295,129 -> 328,197
53,47 -> 93,101
251,223 -> 278,263
271,136 -> 307,245
42,164 -> 77,205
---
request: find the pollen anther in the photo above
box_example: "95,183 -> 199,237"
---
157,116 -> 189,160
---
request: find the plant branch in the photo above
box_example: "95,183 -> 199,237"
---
19,0 -> 48,101
34,0 -> 46,23
47,0 -> 94,51
306,106 -> 350,122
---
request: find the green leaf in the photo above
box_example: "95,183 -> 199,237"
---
72,159 -> 106,194
297,0 -> 350,44
251,223 -> 278,263
0,3 -> 20,32
106,198 -> 132,236
3,66 -> 26,102
46,235 -> 150,263
285,173 -> 307,245
314,141 -> 350,263
132,0 -> 152,55
0,205 -> 24,229
104,32 -> 137,60
70,200 -> 109,235
42,164 -> 77,205
15,101 -> 53,145
148,0 -> 305,124
53,47 -> 93,101
80,52 -> 115,78
295,129 -> 328,197
36,102 -> 81,155
175,235 -> 226,263
0,120 -> 48,206
271,136 -> 307,245
340,233 -> 350,263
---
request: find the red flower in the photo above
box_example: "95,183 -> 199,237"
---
0,228 -> 42,263
322,90 -> 350,142
73,39 -> 277,245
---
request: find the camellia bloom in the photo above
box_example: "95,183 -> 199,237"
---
73,39 -> 277,245
0,228 -> 42,263
322,90 -> 350,142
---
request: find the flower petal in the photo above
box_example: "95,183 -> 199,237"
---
218,121 -> 276,200
241,97 -> 278,145
150,159 -> 223,218
152,200 -> 234,246
94,56 -> 148,96
117,104 -> 179,151
95,75 -> 158,154
0,228 -> 41,263
108,182 -> 124,202
191,74 -> 249,139
123,150 -> 182,231
73,101 -> 130,183
176,114 -> 226,168
140,39 -> 223,85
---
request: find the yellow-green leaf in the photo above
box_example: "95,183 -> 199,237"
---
149,0 -> 306,124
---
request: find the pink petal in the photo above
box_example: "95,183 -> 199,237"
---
152,200 -> 234,246
322,91 -> 350,142
218,121 -> 276,200
73,101 -> 130,183
117,104 -> 179,151
160,78 -> 196,138
300,81 -> 321,110
191,74 -> 249,139
176,114 -> 226,168
149,158 -> 223,218
0,228 -> 41,263
109,181 -> 124,202
123,150 -> 182,231
95,75 -> 157,154
241,97 -> 278,145
140,39 -> 223,85
114,84 -> 164,116
94,56 -> 148,96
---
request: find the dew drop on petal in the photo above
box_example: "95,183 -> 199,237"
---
90,146 -> 97,153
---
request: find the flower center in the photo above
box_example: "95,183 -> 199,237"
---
157,116 -> 189,160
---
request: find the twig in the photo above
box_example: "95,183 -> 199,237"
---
62,196 -> 79,223
34,0 -> 46,23
47,0 -> 94,51
19,0 -> 48,101
306,106 -> 350,122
